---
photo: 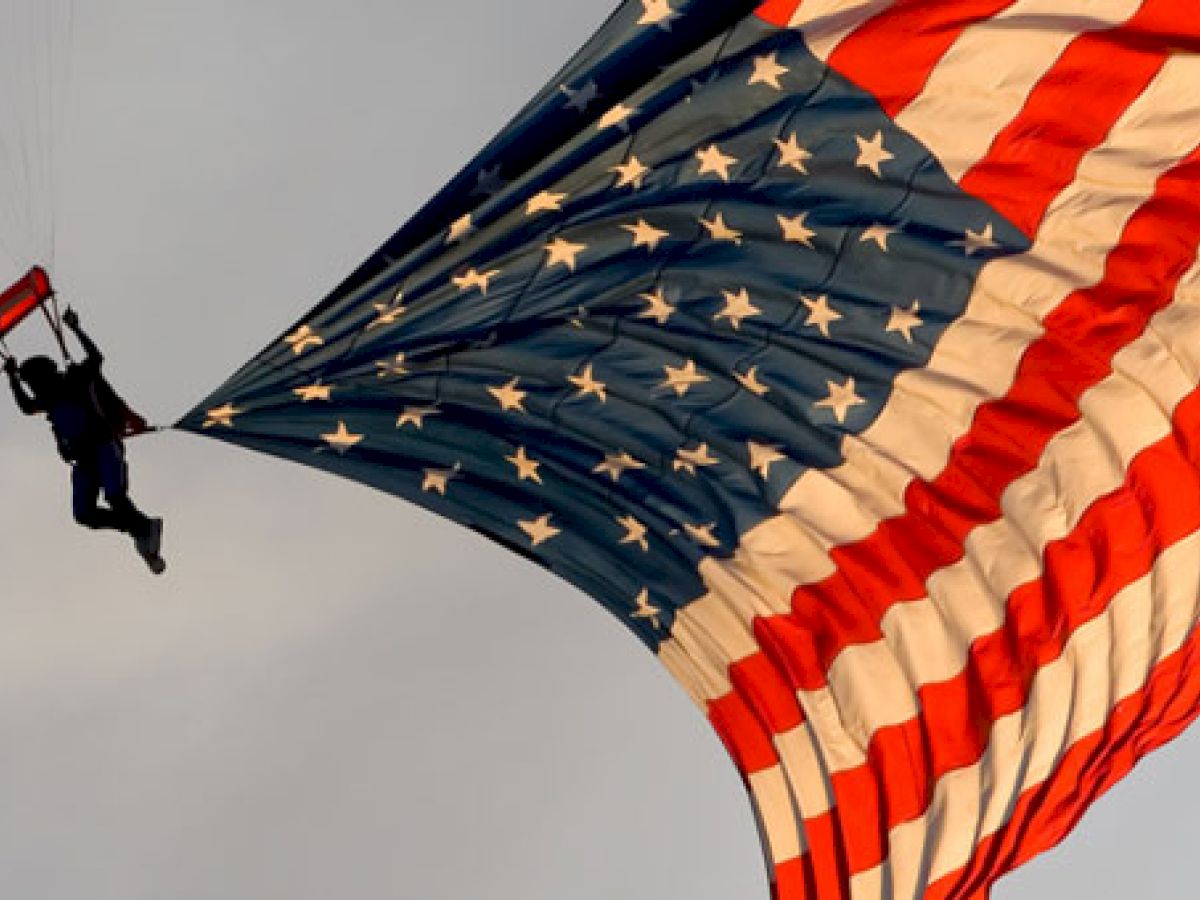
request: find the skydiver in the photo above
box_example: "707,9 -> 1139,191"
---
3,309 -> 165,574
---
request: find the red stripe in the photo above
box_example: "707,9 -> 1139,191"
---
771,855 -> 813,900
755,0 -> 801,27
825,0 -> 1017,118
923,617 -> 1200,900
709,689 -> 784,774
960,0 -> 1200,238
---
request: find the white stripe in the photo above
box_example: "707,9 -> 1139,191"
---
785,0 -> 897,61
750,765 -> 807,863
893,0 -> 1143,181
848,529 -> 1200,898
659,53 -> 1200,708
774,721 -> 837,816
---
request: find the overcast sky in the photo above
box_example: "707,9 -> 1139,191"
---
0,2 -> 1196,898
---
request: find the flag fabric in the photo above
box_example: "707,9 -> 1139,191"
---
179,1 -> 1200,897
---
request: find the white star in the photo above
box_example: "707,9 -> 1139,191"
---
396,405 -> 440,429
321,421 -> 363,454
774,133 -> 812,174
886,301 -> 923,343
700,212 -> 742,245
446,214 -> 474,244
715,288 -> 761,330
422,463 -> 460,496
855,130 -> 895,178
622,218 -> 670,252
293,383 -> 333,402
284,324 -> 323,355
519,513 -> 561,547
815,377 -> 866,424
638,287 -> 675,325
375,353 -> 409,378
633,588 -> 662,628
559,80 -> 600,113
734,366 -> 770,397
611,155 -> 650,190
366,295 -> 406,330
526,190 -> 568,215
638,0 -> 676,28
544,236 -> 587,272
616,515 -> 649,552
778,212 -> 816,247
748,52 -> 789,90
673,442 -> 719,475
954,222 -> 999,256
860,222 -> 898,251
568,363 -> 607,403
506,446 -> 543,484
695,143 -> 738,182
203,402 -> 241,429
452,267 -> 501,294
748,441 -> 786,479
631,588 -> 662,628
598,103 -> 637,132
661,359 -> 710,397
684,522 -> 721,548
593,451 -> 645,483
488,377 -> 528,413
801,294 -> 842,338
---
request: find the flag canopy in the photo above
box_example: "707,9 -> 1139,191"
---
180,1 -> 1200,897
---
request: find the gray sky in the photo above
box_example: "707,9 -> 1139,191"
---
0,2 -> 1196,898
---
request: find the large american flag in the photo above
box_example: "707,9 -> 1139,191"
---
180,1 -> 1200,897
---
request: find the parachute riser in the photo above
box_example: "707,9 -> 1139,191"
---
39,290 -> 73,364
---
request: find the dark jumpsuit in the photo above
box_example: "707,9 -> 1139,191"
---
51,359 -> 151,536
11,354 -> 152,538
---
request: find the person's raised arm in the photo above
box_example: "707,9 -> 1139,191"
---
62,308 -> 103,366
4,357 -> 41,415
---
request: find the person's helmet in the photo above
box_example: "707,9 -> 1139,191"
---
19,355 -> 60,396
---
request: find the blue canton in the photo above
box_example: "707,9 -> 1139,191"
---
182,1 -> 1028,649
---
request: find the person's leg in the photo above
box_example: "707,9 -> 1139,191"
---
97,441 -> 153,537
72,460 -> 122,531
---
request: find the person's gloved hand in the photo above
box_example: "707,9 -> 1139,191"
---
3,356 -> 18,377
62,308 -> 79,329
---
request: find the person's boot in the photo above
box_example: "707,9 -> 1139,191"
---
134,518 -> 166,575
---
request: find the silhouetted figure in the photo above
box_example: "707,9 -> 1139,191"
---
4,309 -> 164,574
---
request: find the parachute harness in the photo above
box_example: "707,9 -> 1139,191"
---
0,266 -> 159,436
